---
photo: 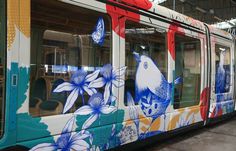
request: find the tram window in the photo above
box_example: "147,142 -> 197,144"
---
174,34 -> 201,109
30,0 -> 112,117
124,20 -> 167,106
0,0 -> 6,137
215,44 -> 231,94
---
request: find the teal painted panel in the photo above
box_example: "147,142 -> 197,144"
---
0,64 -> 17,149
17,113 -> 53,142
76,115 -> 99,130
75,109 -> 124,150
117,109 -> 125,123
9,63 -> 18,131
90,125 -> 114,148
99,111 -> 117,126
18,135 -> 54,149
17,66 -> 29,110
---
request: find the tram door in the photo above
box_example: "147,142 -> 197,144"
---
118,12 -> 172,143
209,35 -> 235,118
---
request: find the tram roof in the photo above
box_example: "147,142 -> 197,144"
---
106,0 -> 233,40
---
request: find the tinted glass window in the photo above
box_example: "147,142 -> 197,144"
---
124,20 -> 167,106
215,44 -> 231,94
30,0 -> 112,117
174,34 -> 201,109
0,0 -> 6,137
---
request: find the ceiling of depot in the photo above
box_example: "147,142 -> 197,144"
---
154,0 -> 236,29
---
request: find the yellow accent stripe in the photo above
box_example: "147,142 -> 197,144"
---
7,0 -> 30,49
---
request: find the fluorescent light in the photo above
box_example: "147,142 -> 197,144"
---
152,0 -> 167,4
212,18 -> 236,29
213,16 -> 223,21
195,7 -> 207,13
209,9 -> 214,14
219,48 -> 226,51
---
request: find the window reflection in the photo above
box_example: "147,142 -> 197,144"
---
124,21 -> 167,106
30,0 -> 111,117
174,34 -> 201,109
215,44 -> 231,94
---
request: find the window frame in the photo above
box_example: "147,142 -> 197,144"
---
214,43 -> 232,94
173,33 -> 202,109
0,0 -> 6,138
123,18 -> 168,108
29,1 -> 113,118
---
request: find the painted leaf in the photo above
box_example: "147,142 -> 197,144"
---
62,117 -> 75,134
63,88 -> 79,113
85,70 -> 100,82
30,143 -> 56,151
104,82 -> 111,104
72,131 -> 90,141
82,114 -> 99,129
83,85 -> 97,96
53,82 -> 75,92
75,106 -> 93,115
70,140 -> 90,151
100,106 -> 117,114
89,77 -> 106,88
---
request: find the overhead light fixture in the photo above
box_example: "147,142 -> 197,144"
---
209,9 -> 214,14
195,6 -> 207,13
214,16 -> 223,21
140,45 -> 146,49
211,18 -> 236,29
152,0 -> 167,4
219,48 -> 226,51
231,0 -> 236,4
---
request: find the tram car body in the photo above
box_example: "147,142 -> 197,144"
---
0,0 -> 235,150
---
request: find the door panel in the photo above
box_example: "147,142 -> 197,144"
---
209,36 -> 235,118
168,26 -> 208,131
119,16 -> 172,143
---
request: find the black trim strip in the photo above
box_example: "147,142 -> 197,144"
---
207,111 -> 236,125
211,33 -> 233,41
204,24 -> 212,125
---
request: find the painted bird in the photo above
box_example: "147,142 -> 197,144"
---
133,52 -> 181,117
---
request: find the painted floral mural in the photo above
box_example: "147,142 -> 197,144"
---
30,117 -> 92,151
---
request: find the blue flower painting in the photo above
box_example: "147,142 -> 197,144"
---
92,17 -> 105,46
75,92 -> 117,129
54,69 -> 100,113
127,92 -> 139,121
216,50 -> 226,93
89,64 -> 126,104
30,117 -> 91,151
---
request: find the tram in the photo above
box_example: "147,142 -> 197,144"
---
0,0 -> 235,150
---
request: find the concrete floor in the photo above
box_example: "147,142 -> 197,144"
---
143,117 -> 236,151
